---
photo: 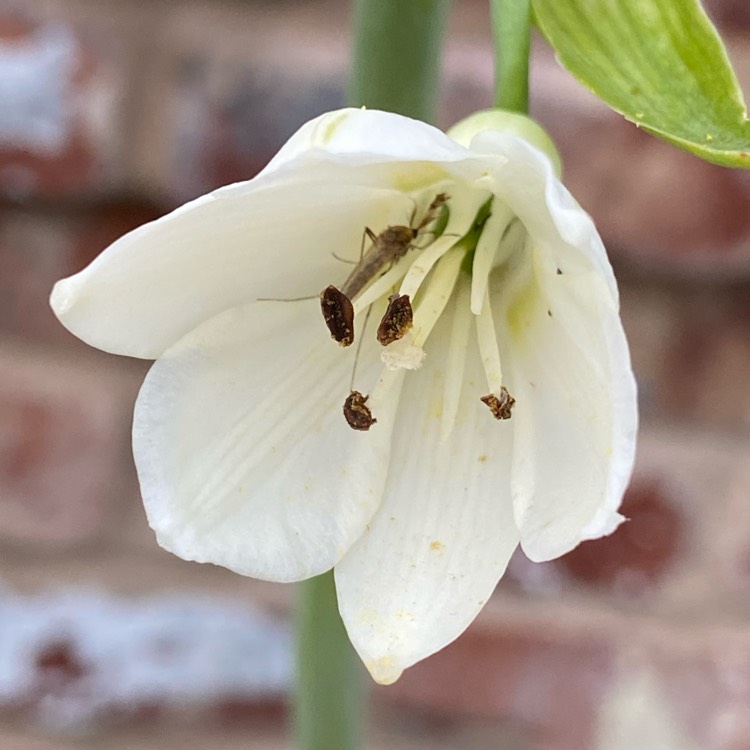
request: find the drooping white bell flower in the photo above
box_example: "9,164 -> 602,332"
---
50,107 -> 637,685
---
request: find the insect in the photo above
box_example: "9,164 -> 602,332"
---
320,192 -> 449,347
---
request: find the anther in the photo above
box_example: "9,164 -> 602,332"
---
343,390 -> 377,431
376,294 -> 413,346
320,285 -> 355,346
480,386 -> 515,420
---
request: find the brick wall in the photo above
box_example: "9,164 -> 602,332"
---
2,1 -> 750,748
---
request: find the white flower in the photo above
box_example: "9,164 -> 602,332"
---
50,108 -> 638,684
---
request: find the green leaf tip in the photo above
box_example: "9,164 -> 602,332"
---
532,0 -> 750,169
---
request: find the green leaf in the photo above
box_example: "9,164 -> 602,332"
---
532,0 -> 750,168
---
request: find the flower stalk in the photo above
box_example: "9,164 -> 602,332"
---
349,0 -> 451,121
294,571 -> 364,750
490,0 -> 531,113
295,2 -> 452,747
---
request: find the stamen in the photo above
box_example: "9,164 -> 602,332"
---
411,246 -> 466,349
470,201 -> 514,315
376,294 -> 413,345
343,390 -> 377,431
320,285 -> 355,346
481,388 -> 515,420
395,191 -> 481,300
381,245 -> 465,371
475,286 -> 504,390
476,287 -> 515,419
352,253 -> 414,315
397,235 -> 458,300
440,276 -> 472,442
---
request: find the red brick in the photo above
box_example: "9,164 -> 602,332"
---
386,595 -> 750,749
0,588 -> 290,731
0,7 -> 129,199
644,630 -> 750,750
658,285 -> 750,429
0,202 -> 161,346
0,342 -> 134,549
133,2 -> 348,202
618,283 -> 684,417
384,612 -> 615,750
705,0 -> 750,29
0,736 -> 70,750
506,428 -> 749,602
560,479 -> 684,592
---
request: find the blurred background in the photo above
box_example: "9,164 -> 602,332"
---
2,0 -> 750,748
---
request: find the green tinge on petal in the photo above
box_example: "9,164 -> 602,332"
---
447,109 -> 562,175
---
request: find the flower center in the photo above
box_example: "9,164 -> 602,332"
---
320,187 -> 521,432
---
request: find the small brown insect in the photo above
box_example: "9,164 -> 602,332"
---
343,390 -> 377,431
320,193 -> 449,346
320,285 -> 355,347
342,192 -> 448,301
376,294 -> 413,346
480,386 -> 515,420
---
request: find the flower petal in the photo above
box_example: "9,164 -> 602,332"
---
51,178 -> 411,359
260,108 -> 471,176
468,129 -> 620,302
134,299 -> 403,582
500,245 -> 638,562
335,297 -> 519,684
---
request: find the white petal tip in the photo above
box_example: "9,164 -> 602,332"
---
365,657 -> 404,685
581,510 -> 627,541
49,277 -> 76,318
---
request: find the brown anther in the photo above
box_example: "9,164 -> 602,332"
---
480,387 -> 515,420
376,294 -> 414,346
343,390 -> 377,431
320,285 -> 355,347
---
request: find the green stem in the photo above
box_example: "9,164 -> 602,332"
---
293,5 -> 453,749
294,571 -> 364,750
349,0 -> 452,121
490,0 -> 531,113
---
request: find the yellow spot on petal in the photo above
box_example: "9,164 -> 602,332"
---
394,609 -> 415,621
478,454 -> 488,463
430,540 -> 445,552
